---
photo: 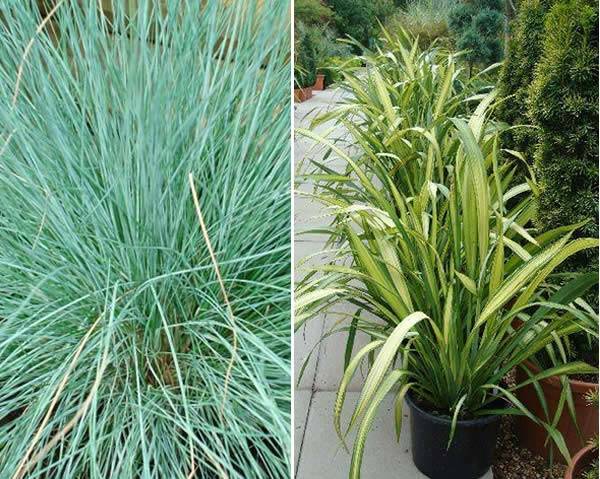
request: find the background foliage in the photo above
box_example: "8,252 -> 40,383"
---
384,0 -> 460,49
325,0 -> 395,51
448,0 -> 506,68
496,0 -> 554,165
528,0 -> 599,302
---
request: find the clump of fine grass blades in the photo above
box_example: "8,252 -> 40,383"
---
0,1 -> 290,478
385,0 -> 460,48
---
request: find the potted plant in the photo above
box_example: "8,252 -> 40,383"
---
515,339 -> 599,461
313,71 -> 326,91
565,445 -> 598,479
295,40 -> 598,475
294,63 -> 314,102
565,390 -> 599,478
294,22 -> 317,102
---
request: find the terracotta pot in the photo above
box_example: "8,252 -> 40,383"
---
516,360 -> 599,463
564,444 -> 596,479
293,87 -> 313,103
313,74 -> 325,91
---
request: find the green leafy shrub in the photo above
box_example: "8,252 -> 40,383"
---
295,21 -> 318,87
294,1 -> 349,88
448,3 -> 474,30
497,0 -> 555,164
449,0 -> 506,68
294,1 -> 337,88
295,0 -> 334,25
307,24 -> 353,71
528,0 -> 599,283
320,55 -> 361,85
326,0 -> 395,51
0,1 -> 291,477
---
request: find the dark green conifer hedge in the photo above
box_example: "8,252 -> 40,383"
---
528,0 -> 599,283
496,0 -> 553,163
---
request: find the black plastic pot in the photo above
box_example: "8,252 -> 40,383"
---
406,392 -> 503,479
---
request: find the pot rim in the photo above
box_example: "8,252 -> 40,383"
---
522,359 -> 599,394
564,444 -> 596,479
406,391 -> 506,427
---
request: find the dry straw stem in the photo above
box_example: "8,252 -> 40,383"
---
12,313 -> 104,479
12,0 -> 64,107
189,172 -> 238,421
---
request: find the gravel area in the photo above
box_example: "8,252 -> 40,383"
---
493,415 -> 567,479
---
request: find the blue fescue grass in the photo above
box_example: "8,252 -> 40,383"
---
0,1 -> 291,477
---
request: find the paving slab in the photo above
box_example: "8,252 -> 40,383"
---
294,87 -> 354,391
296,391 -> 494,479
294,390 -> 312,468
312,317 -> 370,392
294,311 -> 324,390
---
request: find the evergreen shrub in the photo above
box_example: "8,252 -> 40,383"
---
529,0 -> 599,289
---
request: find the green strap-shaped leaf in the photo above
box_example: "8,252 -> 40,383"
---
394,382 -> 414,442
514,238 -> 599,309
455,271 -> 477,296
452,118 -> 490,274
347,312 -> 428,433
514,362 -> 598,391
477,236 -> 569,327
447,395 -> 467,449
489,220 -> 504,292
350,370 -> 406,479
334,340 -> 384,446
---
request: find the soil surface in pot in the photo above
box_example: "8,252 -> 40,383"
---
493,415 -> 566,479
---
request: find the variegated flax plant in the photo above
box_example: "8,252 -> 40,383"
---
295,29 -> 598,479
0,1 -> 291,478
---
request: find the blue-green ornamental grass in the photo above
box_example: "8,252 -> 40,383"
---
0,1 -> 290,478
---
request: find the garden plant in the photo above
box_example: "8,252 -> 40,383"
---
0,1 -> 291,478
384,0 -> 460,49
295,29 -> 598,479
448,0 -> 506,72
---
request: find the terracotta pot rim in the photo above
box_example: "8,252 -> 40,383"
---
564,444 -> 596,479
522,359 -> 599,394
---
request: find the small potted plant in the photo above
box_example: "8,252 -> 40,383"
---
565,444 -> 598,479
294,64 -> 314,103
313,71 -> 326,91
565,391 -> 599,478
295,89 -> 598,478
294,23 -> 316,102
